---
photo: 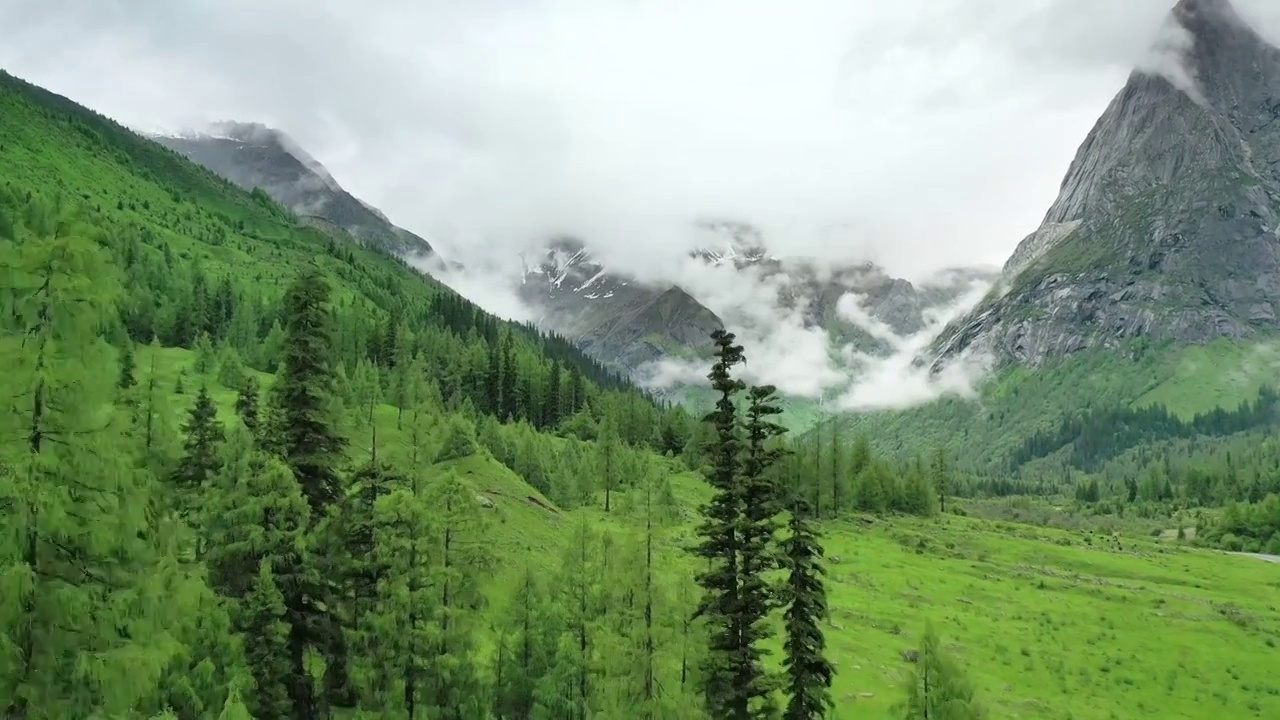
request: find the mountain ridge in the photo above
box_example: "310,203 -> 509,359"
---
932,0 -> 1280,370
152,122 -> 435,258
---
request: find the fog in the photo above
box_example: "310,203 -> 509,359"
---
4,0 -> 1278,407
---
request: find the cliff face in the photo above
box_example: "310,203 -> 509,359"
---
934,0 -> 1280,368
155,122 -> 433,257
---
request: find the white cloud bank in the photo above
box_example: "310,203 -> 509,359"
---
4,0 -> 1279,410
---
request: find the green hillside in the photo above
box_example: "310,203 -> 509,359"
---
3,66 -> 1280,720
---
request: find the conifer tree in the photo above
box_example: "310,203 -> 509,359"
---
781,496 -> 833,720
194,331 -> 218,374
932,447 -> 952,515
600,416 -> 622,512
900,622 -> 985,720
234,376 -> 260,435
118,339 -> 137,389
0,195 -> 178,716
277,267 -> 345,515
693,328 -> 751,718
493,564 -> 559,719
218,343 -> 245,388
241,559 -> 293,719
175,384 -> 225,487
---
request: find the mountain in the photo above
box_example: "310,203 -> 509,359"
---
517,222 -> 996,382
153,121 -> 434,257
518,237 -> 726,372
933,0 -> 1280,369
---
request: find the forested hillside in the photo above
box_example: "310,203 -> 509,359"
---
3,66 -> 1280,720
0,68 -> 890,719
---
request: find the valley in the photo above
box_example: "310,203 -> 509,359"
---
3,0 -> 1280,718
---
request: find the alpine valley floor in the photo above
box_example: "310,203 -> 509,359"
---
150,344 -> 1280,720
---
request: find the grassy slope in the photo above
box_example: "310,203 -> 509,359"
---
161,342 -> 1280,720
833,337 -> 1280,470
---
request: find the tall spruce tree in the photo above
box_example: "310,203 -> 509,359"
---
693,328 -> 753,719
277,267 -> 345,515
781,496 -> 833,720
175,384 -> 225,487
735,383 -> 789,711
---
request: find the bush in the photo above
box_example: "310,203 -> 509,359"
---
1266,535 -> 1280,556
1220,533 -> 1243,552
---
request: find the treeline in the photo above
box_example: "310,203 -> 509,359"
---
1198,495 -> 1280,554
778,429 -> 947,518
1011,387 -> 1280,471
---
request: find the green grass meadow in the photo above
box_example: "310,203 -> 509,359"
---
148,345 -> 1280,720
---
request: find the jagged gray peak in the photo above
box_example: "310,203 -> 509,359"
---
154,123 -> 433,257
933,0 -> 1280,369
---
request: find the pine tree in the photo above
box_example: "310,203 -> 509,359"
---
241,559 -> 293,719
735,383 -> 788,714
277,267 -> 346,515
234,376 -> 260,435
493,564 -> 558,719
900,622 -> 985,720
118,340 -> 137,389
175,385 -> 225,487
218,343 -> 245,388
932,447 -> 952,515
693,328 -> 751,719
423,472 -> 494,718
353,358 -> 383,462
194,331 -> 218,374
781,496 -> 833,720
600,417 -> 622,512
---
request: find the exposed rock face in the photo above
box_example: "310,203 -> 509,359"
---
934,0 -> 1280,369
517,225 -> 996,380
518,238 -> 725,373
154,122 -> 433,257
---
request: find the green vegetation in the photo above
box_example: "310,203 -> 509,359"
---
3,67 -> 1278,720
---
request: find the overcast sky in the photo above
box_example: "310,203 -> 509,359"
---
4,0 -> 1280,281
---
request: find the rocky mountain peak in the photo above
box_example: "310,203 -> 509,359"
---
154,122 -> 433,257
932,0 -> 1280,370
1173,0 -> 1245,29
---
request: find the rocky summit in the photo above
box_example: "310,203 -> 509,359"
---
933,0 -> 1280,368
154,122 -> 433,258
518,225 -> 995,380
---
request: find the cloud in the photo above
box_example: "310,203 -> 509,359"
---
636,258 -> 995,409
6,0 -> 1280,284
5,0 -> 1279,411
834,278 -> 994,411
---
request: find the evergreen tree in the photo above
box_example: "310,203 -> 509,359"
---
693,328 -> 754,719
277,268 -> 346,515
600,417 -> 622,512
735,383 -> 789,714
932,447 -> 952,515
241,559 -> 293,719
0,195 -> 180,716
900,622 -> 985,720
175,384 -> 225,487
781,497 -> 833,720
218,343 -> 245,389
235,376 -> 260,435
194,331 -> 218,374
118,339 -> 137,389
